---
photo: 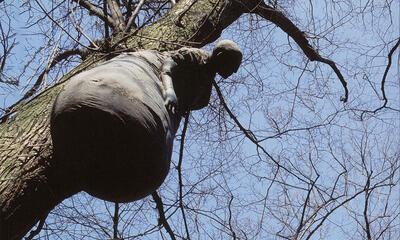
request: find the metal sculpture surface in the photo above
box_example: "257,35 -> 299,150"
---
50,40 -> 242,202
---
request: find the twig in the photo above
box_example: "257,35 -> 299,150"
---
380,38 -> 400,105
227,195 -> 237,239
35,0 -> 98,51
295,176 -> 319,238
113,202 -> 120,239
69,3 -> 99,49
363,175 -> 372,240
71,0 -> 118,32
304,188 -> 366,240
152,192 -> 177,240
360,38 -> 400,119
177,112 -> 191,240
25,213 -> 48,240
213,81 -> 310,184
125,0 -> 145,32
253,2 -> 349,102
0,17 -> 18,85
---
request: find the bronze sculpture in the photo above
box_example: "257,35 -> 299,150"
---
50,40 -> 242,202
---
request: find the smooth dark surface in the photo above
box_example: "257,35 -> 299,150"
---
50,42 -> 242,202
51,52 -> 178,202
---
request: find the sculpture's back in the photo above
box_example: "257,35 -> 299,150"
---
51,51 -> 179,202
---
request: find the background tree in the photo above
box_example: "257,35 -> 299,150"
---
0,0 -> 399,239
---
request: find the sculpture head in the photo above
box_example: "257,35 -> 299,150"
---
211,40 -> 243,79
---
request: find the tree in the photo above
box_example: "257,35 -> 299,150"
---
0,0 -> 399,239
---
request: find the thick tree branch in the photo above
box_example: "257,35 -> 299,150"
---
360,38 -> 400,119
380,38 -> 399,106
112,202 -> 120,239
177,113 -> 191,240
107,0 -> 126,31
252,2 -> 349,102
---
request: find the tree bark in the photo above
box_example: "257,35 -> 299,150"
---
0,0 -> 246,239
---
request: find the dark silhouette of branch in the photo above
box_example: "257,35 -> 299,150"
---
177,113 -> 191,239
213,80 -> 310,184
363,175 -> 372,240
0,15 -> 17,85
304,183 -> 371,240
295,176 -> 319,238
360,38 -> 400,119
379,38 -> 399,107
35,0 -> 98,50
227,195 -> 237,239
24,213 -> 47,240
112,202 -> 120,239
152,192 -> 177,240
252,2 -> 349,102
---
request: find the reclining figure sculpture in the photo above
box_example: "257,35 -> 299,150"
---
50,40 -> 242,202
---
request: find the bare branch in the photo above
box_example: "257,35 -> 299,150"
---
0,12 -> 17,85
103,0 -> 110,41
152,192 -> 177,240
213,80 -> 310,184
378,38 -> 399,107
253,2 -> 349,102
35,0 -> 98,51
363,175 -> 372,240
295,176 -> 319,239
1,49 -> 86,122
177,113 -> 191,240
125,0 -> 145,32
69,4 -> 99,49
107,0 -> 126,31
24,213 -> 48,240
227,195 -> 238,239
112,202 -> 120,239
71,0 -> 118,32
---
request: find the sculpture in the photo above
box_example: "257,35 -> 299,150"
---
50,40 -> 242,202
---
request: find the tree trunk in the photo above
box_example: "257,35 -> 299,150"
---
0,0 -> 247,239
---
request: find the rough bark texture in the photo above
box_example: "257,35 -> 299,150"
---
0,0 -> 247,239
